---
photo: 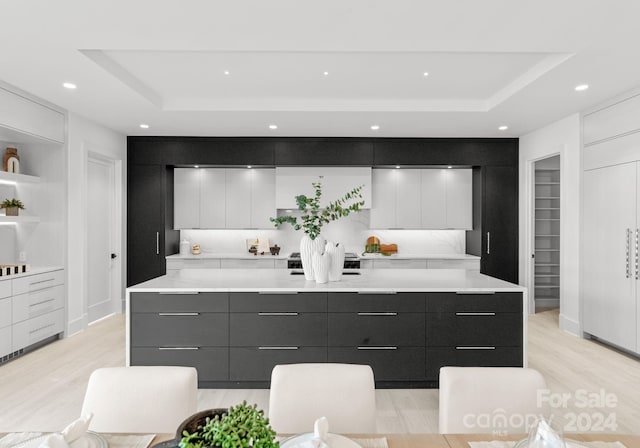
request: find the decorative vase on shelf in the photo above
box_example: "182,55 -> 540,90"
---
325,241 -> 345,282
313,250 -> 331,284
300,234 -> 325,281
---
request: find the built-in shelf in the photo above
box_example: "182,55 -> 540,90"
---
535,208 -> 560,211
0,170 -> 40,184
535,182 -> 560,185
536,263 -> 560,267
535,249 -> 560,252
536,197 -> 560,200
535,218 -> 560,221
535,285 -> 560,289
535,234 -> 560,237
0,215 -> 40,223
535,274 -> 560,277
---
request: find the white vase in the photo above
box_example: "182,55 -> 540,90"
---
325,241 -> 346,281
300,234 -> 325,281
313,251 -> 331,283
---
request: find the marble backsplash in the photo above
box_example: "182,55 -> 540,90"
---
180,210 -> 467,256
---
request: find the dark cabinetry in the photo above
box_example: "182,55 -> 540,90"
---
127,165 -> 178,286
129,290 -> 523,387
425,292 -> 523,380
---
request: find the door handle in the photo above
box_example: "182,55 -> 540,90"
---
486,232 -> 491,255
156,232 -> 160,255
111,253 -> 117,259
636,229 -> 639,280
626,229 -> 631,279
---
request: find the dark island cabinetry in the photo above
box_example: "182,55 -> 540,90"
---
128,289 -> 524,388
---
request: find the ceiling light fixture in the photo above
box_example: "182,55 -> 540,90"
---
423,72 -> 429,77
269,124 -> 278,130
371,125 -> 380,130
63,82 -> 77,89
139,124 -> 149,129
247,165 -> 252,169
447,166 -> 452,169
323,71 -> 329,76
395,165 -> 400,169
498,125 -> 508,131
575,84 -> 589,91
224,70 -> 230,75
194,165 -> 199,168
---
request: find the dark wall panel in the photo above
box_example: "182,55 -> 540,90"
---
273,138 -> 374,166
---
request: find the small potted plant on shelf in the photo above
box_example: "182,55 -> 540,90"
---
1,198 -> 25,216
179,401 -> 279,448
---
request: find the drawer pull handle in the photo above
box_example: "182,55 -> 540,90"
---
158,312 -> 200,316
158,291 -> 199,295
258,291 -> 299,295
29,298 -> 56,307
455,346 -> 496,350
455,291 -> 496,295
158,347 -> 200,350
357,346 -> 398,350
30,279 -> 55,286
29,323 -> 55,335
357,312 -> 398,316
258,312 -> 299,316
258,346 -> 299,350
357,291 -> 397,295
455,312 -> 496,316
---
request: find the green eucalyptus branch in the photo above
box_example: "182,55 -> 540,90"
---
270,180 -> 364,240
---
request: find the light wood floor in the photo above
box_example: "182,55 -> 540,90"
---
1,310 -> 639,434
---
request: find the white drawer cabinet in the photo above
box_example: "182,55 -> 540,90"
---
371,259 -> 427,269
0,326 -> 11,358
166,258 -> 221,270
0,297 -> 11,328
220,259 -> 275,269
426,259 -> 480,270
12,308 -> 64,352
12,270 -> 64,296
0,279 -> 11,299
12,285 -> 64,323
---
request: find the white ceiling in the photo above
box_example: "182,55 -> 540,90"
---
1,0 -> 639,138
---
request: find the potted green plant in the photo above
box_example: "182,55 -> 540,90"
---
270,179 -> 364,281
179,401 -> 278,448
1,198 -> 25,216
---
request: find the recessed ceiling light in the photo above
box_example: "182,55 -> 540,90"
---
269,124 -> 278,130
575,84 -> 589,91
395,165 -> 401,169
423,72 -> 429,77
194,165 -> 199,168
447,166 -> 452,169
63,82 -> 77,89
323,71 -> 329,76
285,209 -> 293,213
371,125 -> 380,131
139,124 -> 149,129
224,70 -> 230,75
498,125 -> 508,131
247,165 -> 252,169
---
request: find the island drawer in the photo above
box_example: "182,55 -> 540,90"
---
229,347 -> 326,381
131,347 -> 229,382
328,292 -> 424,312
131,313 -> 229,346
328,347 -> 425,381
229,292 -> 327,313
131,292 -> 228,313
0,297 -> 11,328
426,346 -> 523,380
328,313 -> 425,346
230,313 -> 327,346
0,279 -> 10,299
426,312 -> 522,347
425,292 -> 522,313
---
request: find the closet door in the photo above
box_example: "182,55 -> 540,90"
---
200,169 -> 226,228
583,162 -> 636,351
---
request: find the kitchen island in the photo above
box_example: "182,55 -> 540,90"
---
126,269 -> 526,388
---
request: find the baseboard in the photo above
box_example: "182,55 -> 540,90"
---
66,313 -> 88,337
559,313 -> 581,336
536,298 -> 559,308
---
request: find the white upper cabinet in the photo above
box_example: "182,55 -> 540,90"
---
174,168 -> 274,229
200,169 -> 226,228
444,169 -> 472,229
0,87 -> 65,143
371,168 -> 472,229
275,167 -> 372,209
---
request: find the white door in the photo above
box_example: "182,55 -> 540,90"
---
583,162 -> 637,351
87,156 -> 117,323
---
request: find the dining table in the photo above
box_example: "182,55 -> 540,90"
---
3,432 -> 639,448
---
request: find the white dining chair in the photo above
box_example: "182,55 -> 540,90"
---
268,363 -> 376,434
438,366 -> 548,434
81,366 -> 198,433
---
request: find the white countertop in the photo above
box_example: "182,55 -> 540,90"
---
166,252 -> 479,260
0,266 -> 63,281
127,268 -> 524,293
167,252 -> 289,260
358,253 -> 480,260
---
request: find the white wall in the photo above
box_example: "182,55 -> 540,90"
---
67,113 -> 126,335
519,113 -> 581,335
